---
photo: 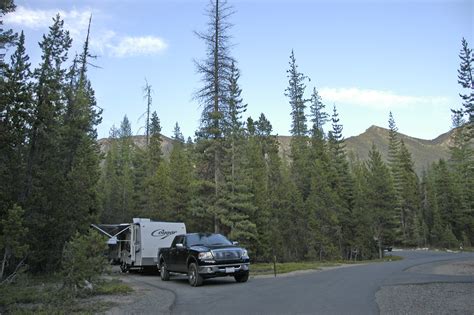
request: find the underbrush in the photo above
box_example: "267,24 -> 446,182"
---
0,276 -> 132,314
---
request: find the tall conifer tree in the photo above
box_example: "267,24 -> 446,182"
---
194,0 -> 235,233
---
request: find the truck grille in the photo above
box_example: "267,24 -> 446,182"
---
212,249 -> 242,261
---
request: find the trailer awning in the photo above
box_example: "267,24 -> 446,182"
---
91,224 -> 130,244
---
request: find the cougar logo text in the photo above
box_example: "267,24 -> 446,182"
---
152,229 -> 177,239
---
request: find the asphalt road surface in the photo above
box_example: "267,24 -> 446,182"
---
116,250 -> 474,315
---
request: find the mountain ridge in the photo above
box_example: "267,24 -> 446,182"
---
98,125 -> 453,175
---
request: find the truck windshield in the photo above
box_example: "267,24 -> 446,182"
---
187,234 -> 232,246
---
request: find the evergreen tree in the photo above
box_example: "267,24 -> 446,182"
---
194,0 -> 236,233
101,116 -> 135,223
327,105 -> 354,257
397,140 -> 422,246
451,38 -> 474,245
306,127 -> 340,260
309,86 -> 328,136
0,0 -> 16,73
0,204 -> 29,282
60,17 -> 102,244
0,31 -> 32,216
285,50 -> 309,137
24,15 -> 73,271
169,138 -> 193,222
365,144 -> 397,258
172,122 -> 185,143
456,38 -> 473,131
386,112 -> 403,243
148,111 -> 163,172
431,160 -> 464,241
217,62 -> 256,245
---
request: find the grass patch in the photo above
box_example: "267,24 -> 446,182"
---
251,256 -> 403,276
251,261 -> 340,276
342,255 -> 404,264
95,279 -> 133,295
0,276 -> 132,314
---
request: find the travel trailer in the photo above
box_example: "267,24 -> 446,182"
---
92,218 -> 186,272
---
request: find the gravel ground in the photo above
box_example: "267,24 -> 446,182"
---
376,259 -> 474,315
104,275 -> 175,315
376,282 -> 474,315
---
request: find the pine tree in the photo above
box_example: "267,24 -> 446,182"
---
451,38 -> 474,245
327,105 -> 354,257
148,111 -> 163,173
386,112 -> 404,243
172,122 -> 185,143
0,31 -> 32,216
169,138 -> 193,222
0,0 -> 16,73
306,127 -> 340,260
285,50 -> 309,137
194,0 -> 236,233
216,62 -> 256,245
309,86 -> 328,136
365,144 -> 397,258
60,16 -> 102,242
24,15 -> 73,271
0,204 -> 29,282
100,116 -> 135,223
398,140 -> 422,246
431,160 -> 464,241
456,38 -> 473,131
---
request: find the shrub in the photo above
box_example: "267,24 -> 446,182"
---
61,230 -> 108,293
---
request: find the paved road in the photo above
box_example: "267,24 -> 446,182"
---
121,250 -> 474,315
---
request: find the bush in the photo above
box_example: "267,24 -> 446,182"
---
61,230 -> 108,293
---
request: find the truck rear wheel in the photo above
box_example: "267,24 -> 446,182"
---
188,263 -> 203,287
160,261 -> 170,281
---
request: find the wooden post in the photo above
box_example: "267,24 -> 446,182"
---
273,255 -> 277,277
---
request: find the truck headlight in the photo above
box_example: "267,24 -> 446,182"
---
241,249 -> 249,259
198,251 -> 213,260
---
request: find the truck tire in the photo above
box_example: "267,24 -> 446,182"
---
160,261 -> 170,281
234,272 -> 249,283
188,263 -> 203,287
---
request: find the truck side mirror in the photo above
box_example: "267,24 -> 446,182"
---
232,241 -> 239,246
176,243 -> 184,249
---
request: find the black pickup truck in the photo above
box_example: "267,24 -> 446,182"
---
158,233 -> 250,286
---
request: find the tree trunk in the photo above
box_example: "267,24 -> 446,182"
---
0,248 -> 10,281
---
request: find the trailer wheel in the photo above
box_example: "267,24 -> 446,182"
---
120,262 -> 129,273
188,263 -> 203,287
160,261 -> 170,281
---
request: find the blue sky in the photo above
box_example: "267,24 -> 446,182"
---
4,0 -> 473,140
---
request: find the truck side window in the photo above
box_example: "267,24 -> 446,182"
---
172,235 -> 184,247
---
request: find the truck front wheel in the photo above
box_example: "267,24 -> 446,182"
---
160,261 -> 170,281
188,263 -> 203,287
234,272 -> 249,283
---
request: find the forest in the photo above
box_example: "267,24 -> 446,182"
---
0,0 -> 473,283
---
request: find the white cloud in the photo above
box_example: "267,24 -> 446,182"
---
5,6 -> 168,58
107,36 -> 168,58
319,87 -> 451,110
4,6 -> 91,39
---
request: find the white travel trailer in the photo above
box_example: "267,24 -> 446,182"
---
92,218 -> 186,272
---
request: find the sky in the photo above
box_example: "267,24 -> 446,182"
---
3,0 -> 473,140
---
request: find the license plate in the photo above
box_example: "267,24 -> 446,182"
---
225,267 -> 235,273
